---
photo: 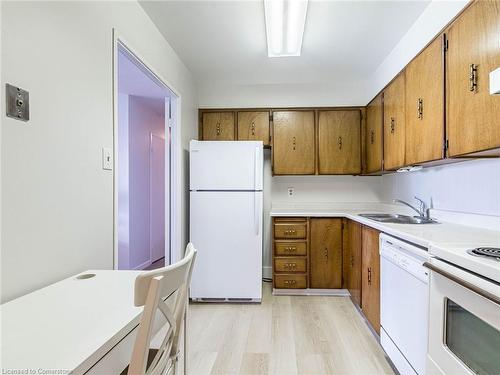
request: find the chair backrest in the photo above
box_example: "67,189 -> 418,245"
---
128,243 -> 197,375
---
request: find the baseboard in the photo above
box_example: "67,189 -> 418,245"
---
262,266 -> 272,279
272,288 -> 350,296
134,259 -> 152,270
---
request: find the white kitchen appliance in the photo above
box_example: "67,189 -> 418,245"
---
426,244 -> 500,375
189,140 -> 263,302
380,234 -> 430,375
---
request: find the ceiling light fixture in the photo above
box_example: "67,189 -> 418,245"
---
264,0 -> 308,57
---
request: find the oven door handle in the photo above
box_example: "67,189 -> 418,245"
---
423,262 -> 500,305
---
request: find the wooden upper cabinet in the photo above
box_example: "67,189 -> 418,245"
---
383,73 -> 406,170
361,226 -> 380,334
310,218 -> 342,289
318,110 -> 361,175
344,219 -> 362,307
446,0 -> 500,157
405,36 -> 445,165
365,94 -> 383,173
272,111 -> 315,175
237,111 -> 270,146
201,112 -> 235,141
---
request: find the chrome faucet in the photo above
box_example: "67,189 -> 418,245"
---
393,196 -> 431,219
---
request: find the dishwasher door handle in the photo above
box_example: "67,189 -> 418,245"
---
423,262 -> 500,305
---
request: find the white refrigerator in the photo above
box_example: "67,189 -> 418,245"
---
189,140 -> 263,302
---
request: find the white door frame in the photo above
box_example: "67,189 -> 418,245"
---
112,29 -> 183,269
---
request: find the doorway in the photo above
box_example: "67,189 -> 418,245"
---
115,41 -> 177,271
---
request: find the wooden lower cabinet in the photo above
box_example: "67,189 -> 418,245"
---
273,218 -> 309,289
361,226 -> 381,334
309,218 -> 342,289
343,219 -> 362,307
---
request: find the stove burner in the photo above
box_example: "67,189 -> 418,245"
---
467,247 -> 500,261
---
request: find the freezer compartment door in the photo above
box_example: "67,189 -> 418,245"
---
190,140 -> 263,191
190,191 -> 263,300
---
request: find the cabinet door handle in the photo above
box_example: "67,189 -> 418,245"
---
292,137 -> 296,150
370,130 -> 375,144
417,98 -> 423,119
368,267 -> 372,285
469,63 -> 478,92
338,136 -> 343,150
216,122 -> 221,135
324,248 -> 329,260
251,122 -> 256,135
390,117 -> 395,134
350,255 -> 354,267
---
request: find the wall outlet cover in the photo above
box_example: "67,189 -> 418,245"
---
287,187 -> 294,197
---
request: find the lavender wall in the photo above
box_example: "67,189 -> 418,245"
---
128,96 -> 165,269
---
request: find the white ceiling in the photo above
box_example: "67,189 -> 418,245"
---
140,0 -> 430,87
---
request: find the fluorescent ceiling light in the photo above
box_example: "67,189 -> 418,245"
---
264,0 -> 308,57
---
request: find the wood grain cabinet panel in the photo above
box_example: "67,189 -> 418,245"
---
344,220 -> 362,307
365,94 -> 384,173
446,0 -> 500,157
361,226 -> 380,334
202,112 -> 235,140
274,257 -> 307,273
272,111 -> 315,175
237,111 -> 270,146
274,241 -> 307,256
274,274 -> 307,289
405,37 -> 445,165
318,110 -> 361,175
309,218 -> 342,289
274,223 -> 307,239
383,73 -> 406,170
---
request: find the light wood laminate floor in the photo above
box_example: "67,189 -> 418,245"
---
187,282 -> 394,375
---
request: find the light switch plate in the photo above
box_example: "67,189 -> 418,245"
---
102,147 -> 113,170
6,84 -> 30,121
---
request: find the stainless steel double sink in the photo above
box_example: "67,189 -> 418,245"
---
358,213 -> 439,224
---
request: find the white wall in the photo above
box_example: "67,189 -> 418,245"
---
128,96 -> 164,269
1,1 -> 198,302
381,159 -> 500,217
198,81 -> 369,109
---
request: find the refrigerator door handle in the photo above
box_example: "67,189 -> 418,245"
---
254,192 -> 260,235
254,146 -> 260,190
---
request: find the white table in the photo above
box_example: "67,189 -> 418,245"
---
1,270 -> 175,374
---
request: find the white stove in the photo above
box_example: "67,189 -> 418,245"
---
426,242 -> 500,375
429,242 -> 500,284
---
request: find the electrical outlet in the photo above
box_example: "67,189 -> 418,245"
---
287,187 -> 294,197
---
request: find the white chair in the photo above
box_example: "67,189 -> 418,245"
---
127,243 -> 197,375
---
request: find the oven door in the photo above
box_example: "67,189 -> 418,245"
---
426,258 -> 500,375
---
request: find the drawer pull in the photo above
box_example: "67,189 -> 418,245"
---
284,229 -> 297,235
284,263 -> 297,269
285,247 -> 297,252
284,280 -> 297,285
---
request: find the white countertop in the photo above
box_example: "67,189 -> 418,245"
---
1,270 -> 143,374
270,202 -> 500,251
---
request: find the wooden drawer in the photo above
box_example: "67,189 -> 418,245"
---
274,257 -> 307,273
274,241 -> 307,256
274,274 -> 307,289
274,223 -> 307,239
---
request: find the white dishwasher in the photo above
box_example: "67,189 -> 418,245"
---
380,233 -> 430,375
